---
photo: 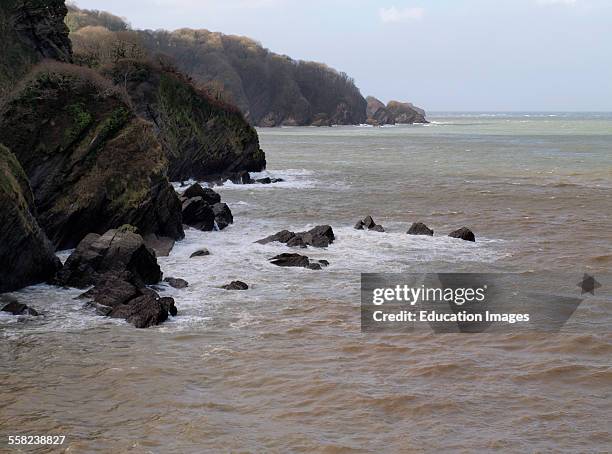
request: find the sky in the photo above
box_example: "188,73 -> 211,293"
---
72,0 -> 612,111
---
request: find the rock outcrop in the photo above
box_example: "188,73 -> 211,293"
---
269,253 -> 329,270
56,227 -> 162,289
407,222 -> 434,236
0,63 -> 184,249
1,295 -> 38,316
0,145 -> 62,293
257,225 -> 335,248
102,59 -> 266,181
221,281 -> 249,290
0,0 -> 72,96
448,227 -> 476,242
366,96 -> 427,125
354,216 -> 385,232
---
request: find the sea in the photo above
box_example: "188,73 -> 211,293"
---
1,112 -> 611,452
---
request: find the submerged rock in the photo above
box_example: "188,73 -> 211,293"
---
448,227 -> 476,242
0,145 -> 62,293
190,249 -> 210,258
164,277 -> 189,289
0,296 -> 38,316
221,281 -> 249,290
56,227 -> 162,289
109,293 -> 175,328
407,222 -> 434,236
257,225 -> 335,248
269,253 -> 328,270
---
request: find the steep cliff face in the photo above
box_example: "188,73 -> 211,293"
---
366,96 -> 427,125
0,144 -> 61,293
0,0 -> 72,96
103,59 -> 265,181
66,7 -> 368,126
0,63 -> 184,249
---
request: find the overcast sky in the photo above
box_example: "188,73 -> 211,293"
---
72,0 -> 612,111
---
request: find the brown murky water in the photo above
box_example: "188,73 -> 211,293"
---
1,113 -> 611,452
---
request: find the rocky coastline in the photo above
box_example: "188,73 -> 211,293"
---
0,0 -> 444,328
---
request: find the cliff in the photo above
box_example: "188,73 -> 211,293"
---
0,144 -> 61,292
102,59 -> 265,181
0,0 -> 72,97
0,63 -> 184,249
67,6 -> 367,127
366,96 -> 428,125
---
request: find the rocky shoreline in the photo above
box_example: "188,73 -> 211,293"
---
0,0 -> 446,328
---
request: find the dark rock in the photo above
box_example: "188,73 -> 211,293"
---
257,225 -> 335,248
269,253 -> 312,268
182,183 -> 221,205
257,230 -> 296,245
270,178 -> 284,183
407,222 -> 434,236
164,277 -> 189,289
109,294 -> 169,328
0,145 -> 62,293
0,296 -> 38,316
448,227 -> 476,242
159,297 -> 178,317
221,281 -> 249,290
77,274 -> 141,307
230,171 -> 253,185
55,228 -> 162,289
286,236 -> 307,248
308,262 -> 322,270
318,260 -> 330,267
356,216 -> 384,232
256,177 -> 272,184
190,249 -> 210,258
363,216 -> 376,229
143,233 -> 175,257
212,203 -> 233,230
182,197 -> 215,231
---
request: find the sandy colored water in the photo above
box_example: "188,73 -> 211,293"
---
1,113 -> 611,452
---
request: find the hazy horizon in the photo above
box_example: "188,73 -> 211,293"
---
71,0 -> 612,112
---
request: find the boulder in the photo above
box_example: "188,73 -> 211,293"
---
221,281 -> 249,290
182,183 -> 221,205
257,225 -> 335,248
407,222 -> 434,236
318,260 -> 330,267
55,227 -> 162,288
257,225 -> 334,248
190,249 -> 210,258
212,203 -> 234,230
355,216 -> 384,232
182,197 -> 215,231
0,296 -> 38,316
256,177 -> 272,184
164,277 -> 189,289
0,145 -> 62,293
109,293 -> 170,328
0,64 -> 185,249
448,227 -> 476,242
269,253 -> 312,268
